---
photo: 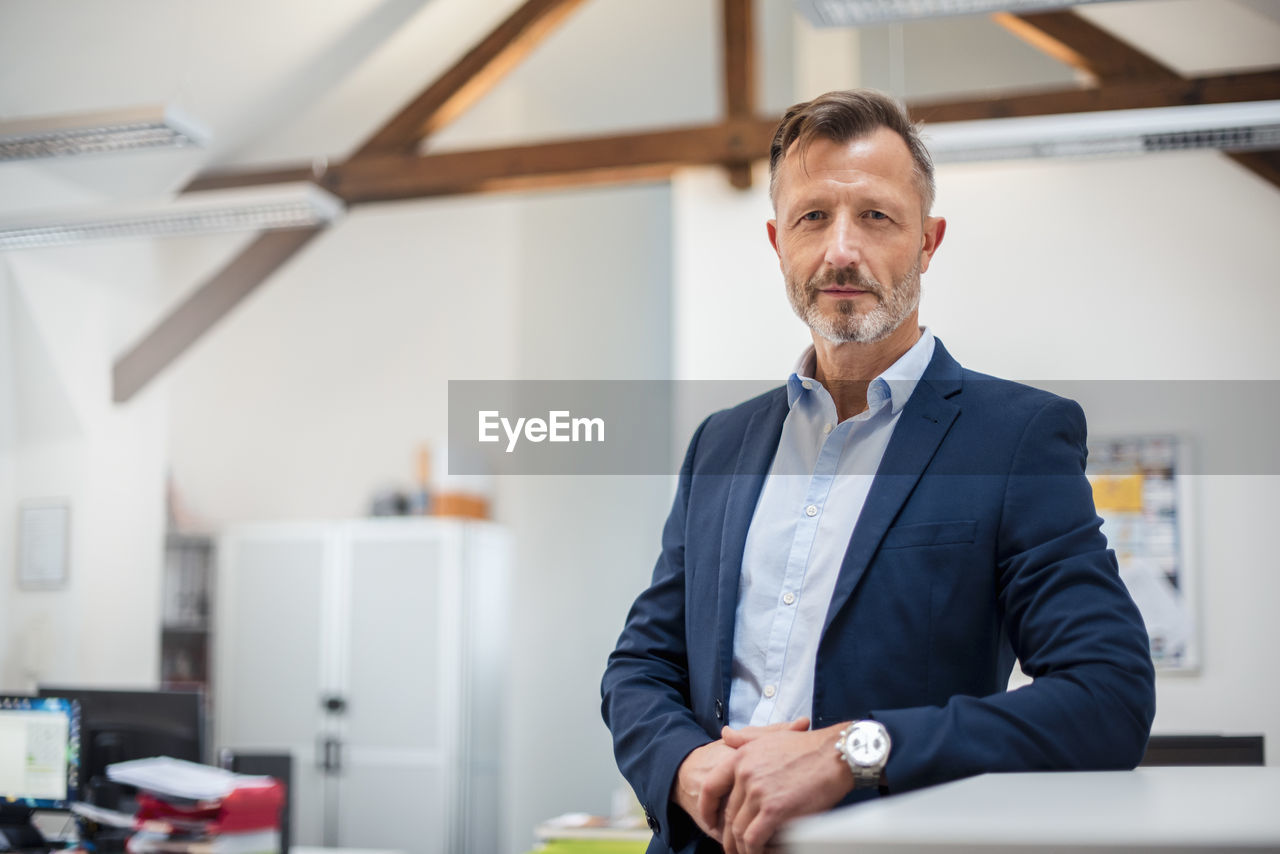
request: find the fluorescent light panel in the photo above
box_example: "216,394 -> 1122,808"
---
922,100 -> 1280,163
0,106 -> 204,162
795,0 -> 1124,27
0,183 -> 344,251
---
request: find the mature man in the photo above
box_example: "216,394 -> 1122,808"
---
600,89 -> 1156,854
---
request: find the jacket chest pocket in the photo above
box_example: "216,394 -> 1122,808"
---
878,519 -> 977,550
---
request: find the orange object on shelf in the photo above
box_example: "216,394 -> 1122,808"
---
432,493 -> 489,519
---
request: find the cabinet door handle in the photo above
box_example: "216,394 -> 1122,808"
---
318,735 -> 342,774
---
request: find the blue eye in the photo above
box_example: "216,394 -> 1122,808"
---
865,210 -> 888,221
801,211 -> 825,221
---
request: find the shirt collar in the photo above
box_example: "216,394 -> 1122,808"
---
787,328 -> 936,416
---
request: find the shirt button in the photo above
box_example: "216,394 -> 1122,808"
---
801,380 -> 813,390
805,504 -> 818,517
823,423 -> 833,434
782,592 -> 796,605
763,685 -> 776,699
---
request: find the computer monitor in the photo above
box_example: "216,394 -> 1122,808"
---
35,687 -> 204,810
0,696 -> 80,850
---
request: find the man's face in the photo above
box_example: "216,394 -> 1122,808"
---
768,127 -> 945,345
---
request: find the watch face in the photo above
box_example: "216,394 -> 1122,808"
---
848,722 -> 889,766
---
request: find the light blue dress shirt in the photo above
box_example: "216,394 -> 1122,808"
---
727,328 -> 936,728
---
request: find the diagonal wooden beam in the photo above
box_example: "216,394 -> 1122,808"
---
721,0 -> 757,189
354,0 -> 589,156
994,11 -> 1180,83
125,0 -> 592,403
112,227 -> 324,403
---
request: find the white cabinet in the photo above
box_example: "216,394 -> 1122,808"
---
214,519 -> 508,854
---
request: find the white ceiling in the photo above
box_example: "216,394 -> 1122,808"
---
0,0 -> 1276,219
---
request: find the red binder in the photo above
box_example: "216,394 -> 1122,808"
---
135,781 -> 285,834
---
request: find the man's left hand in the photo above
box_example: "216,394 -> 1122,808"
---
704,721 -> 855,854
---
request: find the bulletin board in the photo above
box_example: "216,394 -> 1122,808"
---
1087,435 -> 1198,672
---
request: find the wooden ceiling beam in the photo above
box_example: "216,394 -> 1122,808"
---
907,69 -> 1280,123
180,69 -> 1280,205
991,11 -> 1279,191
354,0 -> 589,157
326,119 -> 775,203
185,164 -> 318,194
721,0 -> 757,189
994,10 -> 1180,83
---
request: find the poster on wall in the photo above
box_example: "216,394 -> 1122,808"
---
18,499 -> 71,589
1087,435 -> 1198,672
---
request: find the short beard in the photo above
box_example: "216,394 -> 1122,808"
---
787,257 -> 922,345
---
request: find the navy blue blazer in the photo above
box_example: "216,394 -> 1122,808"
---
601,339 -> 1156,854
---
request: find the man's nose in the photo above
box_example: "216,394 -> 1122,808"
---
823,216 -> 861,269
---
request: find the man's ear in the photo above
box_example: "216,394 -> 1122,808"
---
918,216 -> 946,273
767,219 -> 780,257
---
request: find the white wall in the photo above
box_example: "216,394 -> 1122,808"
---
0,241 -> 176,691
672,149 -> 1280,759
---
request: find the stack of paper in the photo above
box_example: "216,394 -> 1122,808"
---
98,757 -> 284,854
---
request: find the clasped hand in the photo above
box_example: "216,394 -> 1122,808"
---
672,717 -> 854,854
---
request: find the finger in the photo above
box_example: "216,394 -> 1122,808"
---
696,751 -> 736,835
722,761 -> 750,854
723,717 -> 811,747
740,810 -> 775,854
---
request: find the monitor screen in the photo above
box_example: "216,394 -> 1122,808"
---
35,686 -> 204,805
0,696 -> 80,809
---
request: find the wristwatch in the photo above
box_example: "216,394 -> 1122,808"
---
835,719 -> 891,789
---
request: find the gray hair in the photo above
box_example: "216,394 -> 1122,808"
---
768,89 -> 935,216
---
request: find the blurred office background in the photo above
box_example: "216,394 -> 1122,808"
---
1,1 -> 1278,852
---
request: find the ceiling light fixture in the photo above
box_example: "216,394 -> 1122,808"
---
794,0 -> 1125,27
0,183 -> 344,251
0,106 -> 205,162
922,100 -> 1280,163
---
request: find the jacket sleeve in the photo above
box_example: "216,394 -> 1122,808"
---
601,417 -> 716,853
872,397 -> 1156,793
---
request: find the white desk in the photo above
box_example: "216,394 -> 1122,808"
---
783,766 -> 1280,853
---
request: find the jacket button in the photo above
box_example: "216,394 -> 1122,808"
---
645,809 -> 659,833
715,699 -> 724,720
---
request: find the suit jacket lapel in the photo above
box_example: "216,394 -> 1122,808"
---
821,340 -> 964,635
717,388 -> 789,702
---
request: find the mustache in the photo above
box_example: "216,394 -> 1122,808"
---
806,267 -> 884,296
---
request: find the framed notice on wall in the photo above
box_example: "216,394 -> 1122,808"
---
1087,436 -> 1198,672
18,500 -> 70,589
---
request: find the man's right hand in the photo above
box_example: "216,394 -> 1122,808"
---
674,739 -> 736,841
673,718 -> 812,842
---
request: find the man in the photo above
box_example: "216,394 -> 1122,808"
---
600,89 -> 1155,854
